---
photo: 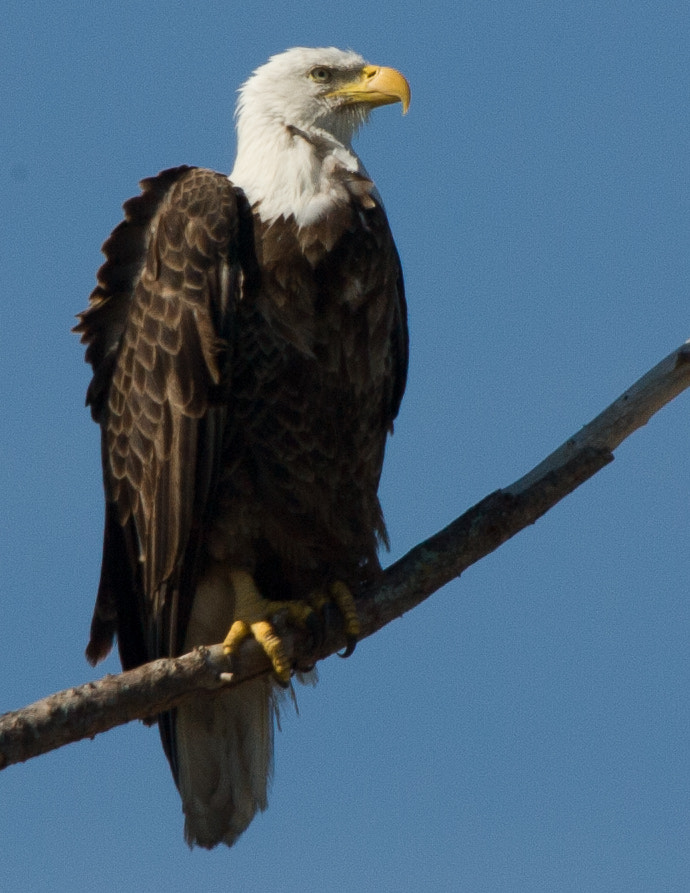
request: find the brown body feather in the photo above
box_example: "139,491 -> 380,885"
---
77,163 -> 407,844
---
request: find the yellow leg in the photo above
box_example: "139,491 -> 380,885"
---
221,570 -> 361,683
222,571 -> 294,684
329,581 -> 360,657
225,619 -> 292,683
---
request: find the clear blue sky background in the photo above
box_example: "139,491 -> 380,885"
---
2,3 -> 690,891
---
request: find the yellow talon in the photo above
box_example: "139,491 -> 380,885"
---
249,620 -> 291,684
221,570 -> 360,682
221,571 -> 293,685
222,617 -> 292,686
223,619 -> 252,654
330,580 -> 360,645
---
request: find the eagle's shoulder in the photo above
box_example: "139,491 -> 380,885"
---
75,166 -> 245,421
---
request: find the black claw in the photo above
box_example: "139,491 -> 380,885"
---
338,636 -> 357,659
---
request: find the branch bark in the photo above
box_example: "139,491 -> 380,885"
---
2,340 -> 689,771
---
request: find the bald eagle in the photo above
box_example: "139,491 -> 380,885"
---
76,47 -> 409,848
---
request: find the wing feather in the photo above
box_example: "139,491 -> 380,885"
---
76,166 -> 247,668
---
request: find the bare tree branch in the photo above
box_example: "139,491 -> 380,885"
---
2,340 -> 689,772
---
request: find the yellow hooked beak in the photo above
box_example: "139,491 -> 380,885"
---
327,64 -> 411,114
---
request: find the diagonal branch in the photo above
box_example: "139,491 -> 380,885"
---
2,340 -> 689,771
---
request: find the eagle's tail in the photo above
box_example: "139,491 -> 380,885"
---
175,676 -> 274,848
172,564 -> 275,849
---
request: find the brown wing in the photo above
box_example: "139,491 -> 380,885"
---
76,166 -> 251,669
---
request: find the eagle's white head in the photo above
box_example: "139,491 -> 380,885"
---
229,47 -> 410,226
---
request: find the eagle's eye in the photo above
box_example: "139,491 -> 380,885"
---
309,66 -> 332,84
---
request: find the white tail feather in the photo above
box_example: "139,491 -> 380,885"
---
176,676 -> 274,848
175,565 -> 275,849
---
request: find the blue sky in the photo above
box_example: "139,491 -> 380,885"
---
2,2 -> 690,890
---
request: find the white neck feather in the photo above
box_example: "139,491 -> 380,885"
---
229,114 -> 366,228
